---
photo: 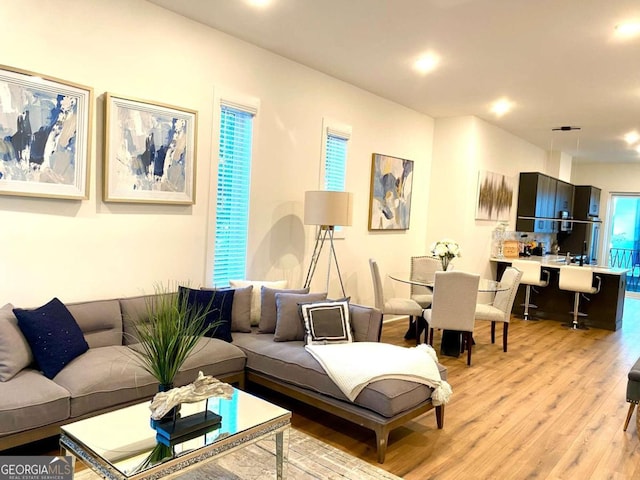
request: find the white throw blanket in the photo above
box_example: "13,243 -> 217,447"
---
305,342 -> 452,405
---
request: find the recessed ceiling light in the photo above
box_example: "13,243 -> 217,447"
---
615,22 -> 640,38
624,131 -> 640,145
413,53 -> 439,75
490,98 -> 513,117
247,0 -> 271,7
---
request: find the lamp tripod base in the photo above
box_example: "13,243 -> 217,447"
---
304,226 -> 346,297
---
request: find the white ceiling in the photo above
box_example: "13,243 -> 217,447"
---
147,0 -> 640,164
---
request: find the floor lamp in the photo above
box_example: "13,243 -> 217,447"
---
303,191 -> 353,297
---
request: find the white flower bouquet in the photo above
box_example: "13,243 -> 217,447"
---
431,239 -> 461,271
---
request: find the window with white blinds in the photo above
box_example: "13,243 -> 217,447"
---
321,120 -> 351,235
322,121 -> 351,191
325,133 -> 348,191
213,104 -> 255,286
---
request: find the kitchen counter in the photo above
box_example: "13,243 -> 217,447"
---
491,257 -> 627,331
490,256 -> 629,275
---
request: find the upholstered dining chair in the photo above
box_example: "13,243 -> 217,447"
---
474,266 -> 523,352
409,256 -> 441,308
369,258 -> 423,338
424,271 -> 480,366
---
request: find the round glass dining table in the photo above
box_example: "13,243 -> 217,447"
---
389,274 -> 508,356
389,275 -> 509,292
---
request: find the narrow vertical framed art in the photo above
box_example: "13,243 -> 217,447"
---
0,65 -> 93,200
368,153 -> 414,230
103,93 -> 197,204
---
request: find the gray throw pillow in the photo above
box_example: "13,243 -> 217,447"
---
230,285 -> 252,332
273,292 -> 327,342
229,280 -> 287,326
200,286 -> 253,333
300,300 -> 353,345
0,303 -> 33,381
258,286 -> 309,333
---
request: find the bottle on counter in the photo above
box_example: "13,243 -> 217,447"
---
492,222 -> 508,258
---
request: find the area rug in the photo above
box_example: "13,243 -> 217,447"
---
73,427 -> 402,479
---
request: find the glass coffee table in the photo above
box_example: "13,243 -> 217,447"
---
60,387 -> 291,479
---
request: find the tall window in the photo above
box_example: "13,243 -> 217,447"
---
322,121 -> 351,191
321,120 -> 351,235
213,103 -> 256,286
324,133 -> 348,191
608,193 -> 640,293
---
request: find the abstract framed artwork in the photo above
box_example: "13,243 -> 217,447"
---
368,153 -> 414,230
104,93 -> 197,204
0,65 -> 92,199
475,170 -> 514,221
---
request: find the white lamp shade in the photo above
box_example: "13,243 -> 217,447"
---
304,191 -> 353,226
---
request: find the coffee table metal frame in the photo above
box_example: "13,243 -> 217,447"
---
59,387 -> 291,480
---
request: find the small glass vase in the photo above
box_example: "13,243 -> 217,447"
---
440,257 -> 451,271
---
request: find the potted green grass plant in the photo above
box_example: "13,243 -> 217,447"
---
131,283 -> 216,391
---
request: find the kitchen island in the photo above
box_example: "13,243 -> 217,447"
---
491,256 -> 627,331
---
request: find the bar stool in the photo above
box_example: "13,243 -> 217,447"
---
511,259 -> 549,321
558,265 -> 602,330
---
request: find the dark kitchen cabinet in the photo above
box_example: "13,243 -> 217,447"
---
589,187 -> 601,217
573,185 -> 601,219
516,172 -> 557,233
554,180 -> 574,216
558,185 -> 603,261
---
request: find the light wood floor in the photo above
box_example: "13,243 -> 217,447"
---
18,298 -> 640,479
288,297 -> 640,479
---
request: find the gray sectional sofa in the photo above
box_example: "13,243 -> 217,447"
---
0,295 -> 246,452
233,302 -> 447,463
0,290 -> 446,463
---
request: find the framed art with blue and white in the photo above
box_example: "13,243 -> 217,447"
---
104,93 -> 197,204
368,153 -> 414,230
0,65 -> 93,200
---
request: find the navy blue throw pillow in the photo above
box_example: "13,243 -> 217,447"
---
13,297 -> 89,379
178,287 -> 234,343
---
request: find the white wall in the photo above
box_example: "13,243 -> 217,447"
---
571,162 -> 639,204
548,151 -> 573,182
428,116 -> 548,280
0,0 -> 433,306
